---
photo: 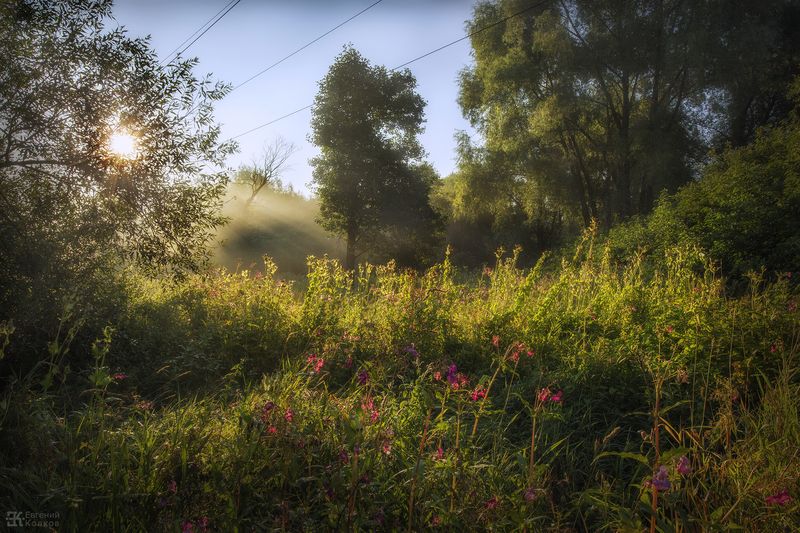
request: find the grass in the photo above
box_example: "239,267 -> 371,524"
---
1,235 -> 798,531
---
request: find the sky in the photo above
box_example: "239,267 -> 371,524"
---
112,0 -> 480,195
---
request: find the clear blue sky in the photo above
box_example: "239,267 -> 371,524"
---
112,0 -> 479,195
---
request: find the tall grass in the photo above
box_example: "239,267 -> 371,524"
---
1,236 -> 797,530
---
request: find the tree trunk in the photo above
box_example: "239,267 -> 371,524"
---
345,227 -> 357,270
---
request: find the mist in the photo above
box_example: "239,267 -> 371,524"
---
212,184 -> 344,276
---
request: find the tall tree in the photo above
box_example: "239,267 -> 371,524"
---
0,0 -> 234,363
458,0 -> 799,230
310,47 -> 438,269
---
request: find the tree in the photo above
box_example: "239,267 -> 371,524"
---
0,0 -> 234,363
235,137 -> 297,204
1,0 -> 234,278
310,46 -> 438,269
458,0 -> 799,231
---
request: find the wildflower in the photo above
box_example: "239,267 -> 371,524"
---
446,364 -> 458,386
471,387 -> 487,402
789,300 -> 797,312
181,520 -> 194,533
435,446 -> 444,460
537,387 -> 551,403
284,408 -> 294,423
549,390 -> 563,403
455,373 -> 469,390
306,354 -> 325,373
344,356 -> 353,368
492,335 -> 500,348
526,348 -> 535,357
404,344 -> 419,359
197,517 -> 209,532
112,372 -> 128,381
509,350 -> 519,363
433,371 -> 442,381
523,487 -> 539,502
766,489 -> 792,506
267,426 -> 277,435
431,515 -> 442,526
373,508 -> 386,526
381,440 -> 392,455
357,369 -> 369,385
676,455 -> 691,476
339,449 -> 349,464
135,400 -> 154,411
168,479 -> 177,494
651,466 -> 671,491
484,496 -> 499,510
665,325 -> 674,334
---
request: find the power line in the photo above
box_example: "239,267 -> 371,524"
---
231,0 -> 386,95
161,0 -> 242,66
160,0 -> 239,65
230,105 -> 312,140
228,0 -> 549,141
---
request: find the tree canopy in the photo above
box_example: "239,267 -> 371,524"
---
0,0 -> 235,283
310,46 -> 440,269
458,0 -> 800,234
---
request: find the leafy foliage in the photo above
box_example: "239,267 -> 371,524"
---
310,46 -> 442,269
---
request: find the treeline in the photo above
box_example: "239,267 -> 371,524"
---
241,0 -> 799,275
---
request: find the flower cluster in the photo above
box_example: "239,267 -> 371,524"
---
306,354 -> 325,374
470,387 -> 487,402
537,387 -> 563,404
443,363 -> 469,390
362,395 -> 379,423
766,489 -> 792,506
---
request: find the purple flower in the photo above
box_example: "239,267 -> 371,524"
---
446,364 -> 458,386
404,344 -> 419,358
523,487 -> 539,502
651,466 -> 671,491
357,369 -> 369,385
676,455 -> 691,476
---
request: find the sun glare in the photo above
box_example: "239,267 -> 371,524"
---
109,131 -> 138,159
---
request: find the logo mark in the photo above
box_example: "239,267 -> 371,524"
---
6,511 -> 23,527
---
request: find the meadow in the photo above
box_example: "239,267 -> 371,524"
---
2,233 -> 797,531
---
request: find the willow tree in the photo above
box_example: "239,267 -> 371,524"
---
459,0 -> 799,229
310,47 -> 438,269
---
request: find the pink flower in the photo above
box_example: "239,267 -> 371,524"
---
433,371 -> 442,381
665,325 -> 674,334
549,390 -> 563,403
676,455 -> 691,476
344,356 -> 353,368
471,387 -> 487,401
537,387 -> 551,403
492,335 -> 500,348
381,440 -> 392,455
766,489 -> 792,506
284,408 -> 294,423
526,349 -> 535,357
484,496 -> 499,510
523,487 -> 539,502
431,514 -> 442,526
435,446 -> 444,460
181,520 -> 194,533
267,425 -> 277,435
112,373 -> 128,381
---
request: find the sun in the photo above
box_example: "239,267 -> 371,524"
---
108,130 -> 138,159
